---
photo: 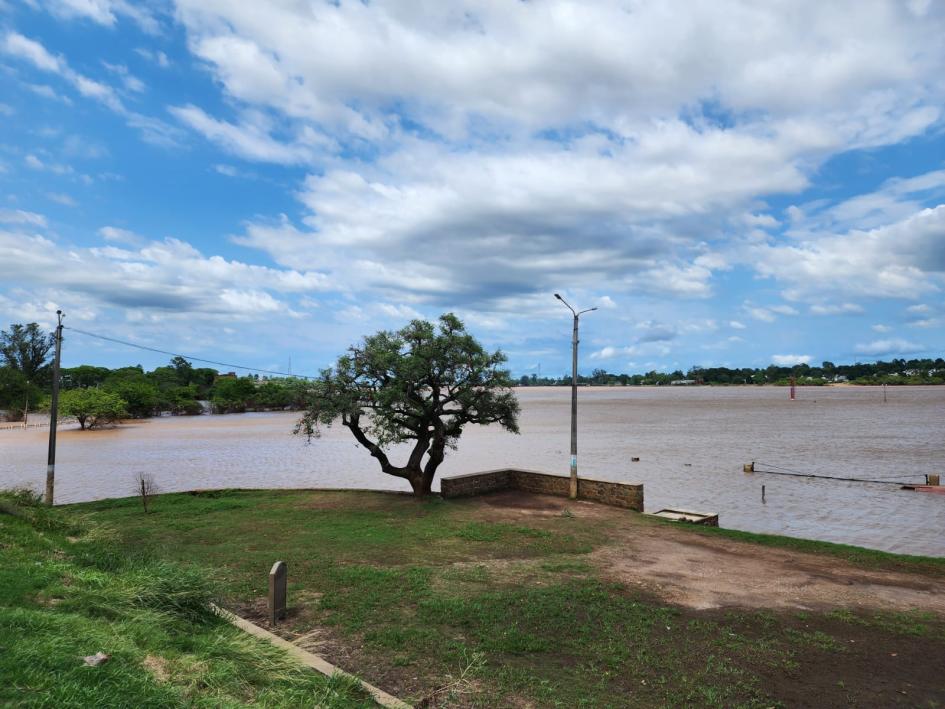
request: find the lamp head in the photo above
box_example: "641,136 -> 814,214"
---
554,293 -> 562,300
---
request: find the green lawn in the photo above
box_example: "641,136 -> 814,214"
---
72,489 -> 945,708
0,490 -> 374,708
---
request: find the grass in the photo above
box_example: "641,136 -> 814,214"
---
71,489 -> 945,707
0,489 -> 375,708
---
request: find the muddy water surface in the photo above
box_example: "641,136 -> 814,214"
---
2,386 -> 943,555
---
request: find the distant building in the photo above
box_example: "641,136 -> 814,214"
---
670,379 -> 697,386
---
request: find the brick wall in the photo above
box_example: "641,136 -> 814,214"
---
440,468 -> 643,511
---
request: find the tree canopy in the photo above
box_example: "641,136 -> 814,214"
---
59,388 -> 128,430
1,322 -> 54,381
297,313 -> 520,496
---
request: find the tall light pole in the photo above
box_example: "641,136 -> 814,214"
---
45,310 -> 64,506
554,294 -> 597,499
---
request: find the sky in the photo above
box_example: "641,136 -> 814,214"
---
0,0 -> 943,379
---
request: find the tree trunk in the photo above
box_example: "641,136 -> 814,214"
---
407,468 -> 436,497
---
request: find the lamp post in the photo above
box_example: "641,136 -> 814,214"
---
554,294 -> 597,499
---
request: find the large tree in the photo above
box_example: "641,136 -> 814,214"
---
0,323 -> 54,381
297,313 -> 519,496
59,388 -> 128,430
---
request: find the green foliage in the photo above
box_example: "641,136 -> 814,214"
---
105,379 -> 162,418
0,322 -> 54,381
298,313 -> 519,495
547,357 -> 945,386
0,366 -> 44,419
60,365 -> 112,389
210,376 -> 257,413
0,495 -> 373,708
59,388 -> 129,430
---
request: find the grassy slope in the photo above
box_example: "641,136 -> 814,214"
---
77,490 -> 945,708
0,493 -> 375,708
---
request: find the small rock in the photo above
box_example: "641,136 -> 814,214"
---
83,652 -> 110,667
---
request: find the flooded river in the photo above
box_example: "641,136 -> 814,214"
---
2,386 -> 943,556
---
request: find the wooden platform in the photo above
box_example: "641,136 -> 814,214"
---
901,485 -> 945,495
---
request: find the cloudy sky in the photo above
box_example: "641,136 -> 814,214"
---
1,0 -> 943,377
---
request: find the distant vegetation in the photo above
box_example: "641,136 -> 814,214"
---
0,321 -> 311,422
518,358 -> 945,387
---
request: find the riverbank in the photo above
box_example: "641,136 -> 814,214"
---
71,488 -> 945,707
5,387 -> 943,556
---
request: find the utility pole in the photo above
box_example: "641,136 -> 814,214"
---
45,310 -> 64,506
554,294 -> 597,499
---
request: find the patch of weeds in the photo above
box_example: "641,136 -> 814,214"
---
454,522 -> 502,542
827,608 -> 941,638
540,560 -> 593,574
784,628 -> 846,652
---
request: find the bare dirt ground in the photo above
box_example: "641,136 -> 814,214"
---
475,490 -> 945,615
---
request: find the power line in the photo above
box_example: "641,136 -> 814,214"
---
63,325 -> 316,380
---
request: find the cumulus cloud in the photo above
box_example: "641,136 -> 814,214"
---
772,354 -> 811,366
160,1 -> 945,316
854,338 -> 926,356
752,205 -> 945,300
0,223 -> 332,320
174,0 -> 943,146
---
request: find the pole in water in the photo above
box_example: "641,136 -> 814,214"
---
762,485 -> 766,503
790,375 -> 796,401
45,310 -> 64,506
883,383 -> 887,403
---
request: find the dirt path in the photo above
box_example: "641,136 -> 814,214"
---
474,490 -> 945,614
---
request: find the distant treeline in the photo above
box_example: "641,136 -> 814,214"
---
1,322 -> 315,422
518,358 -> 945,387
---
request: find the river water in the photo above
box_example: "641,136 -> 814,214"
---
2,386 -> 943,556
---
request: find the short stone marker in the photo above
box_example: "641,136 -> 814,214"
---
268,561 -> 287,625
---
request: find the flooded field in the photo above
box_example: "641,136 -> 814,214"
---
2,386 -> 943,556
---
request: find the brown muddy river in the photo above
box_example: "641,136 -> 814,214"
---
2,386 -> 943,556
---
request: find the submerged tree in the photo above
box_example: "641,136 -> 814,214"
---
297,314 -> 519,496
59,388 -> 128,430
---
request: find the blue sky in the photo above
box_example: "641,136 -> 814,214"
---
1,0 -> 943,379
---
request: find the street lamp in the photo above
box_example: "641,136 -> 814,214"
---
554,293 -> 597,499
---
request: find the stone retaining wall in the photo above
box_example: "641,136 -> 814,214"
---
440,468 -> 643,511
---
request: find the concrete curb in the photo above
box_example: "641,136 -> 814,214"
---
211,604 -> 412,709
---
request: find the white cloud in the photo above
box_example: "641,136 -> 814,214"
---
169,105 -> 316,165
3,32 -> 179,145
0,224 -> 334,321
46,192 -> 76,207
98,226 -> 144,245
753,205 -> 945,300
0,209 -> 47,227
38,0 -> 161,33
159,2 -> 945,316
872,324 -> 892,333
729,320 -> 747,329
854,338 -> 926,356
772,354 -> 811,366
135,48 -> 170,68
809,303 -> 864,315
175,0 -> 944,149
906,303 -> 930,314
102,61 -> 145,93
